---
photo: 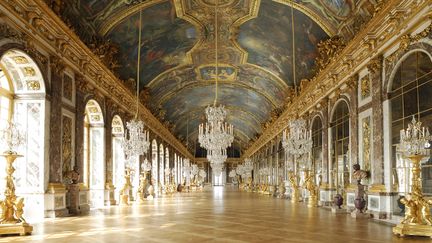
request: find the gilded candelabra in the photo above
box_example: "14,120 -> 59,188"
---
0,152 -> 33,235
119,168 -> 132,206
303,170 -> 318,207
393,117 -> 432,238
288,170 -> 300,203
0,122 -> 32,236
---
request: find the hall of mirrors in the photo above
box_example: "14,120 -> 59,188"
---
0,0 -> 431,241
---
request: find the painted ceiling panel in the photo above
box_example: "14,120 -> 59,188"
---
57,0 -> 365,155
106,1 -> 197,86
238,0 -> 329,87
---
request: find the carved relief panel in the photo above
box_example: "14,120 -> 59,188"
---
61,109 -> 75,183
62,71 -> 75,106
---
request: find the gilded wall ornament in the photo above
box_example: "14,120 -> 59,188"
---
315,36 -> 346,72
360,76 -> 371,99
62,73 -> 73,101
62,115 -> 73,176
26,80 -> 40,91
362,117 -> 371,172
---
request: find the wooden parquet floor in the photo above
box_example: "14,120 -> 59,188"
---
0,187 -> 430,242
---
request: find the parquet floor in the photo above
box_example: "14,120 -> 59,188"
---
0,187 -> 430,242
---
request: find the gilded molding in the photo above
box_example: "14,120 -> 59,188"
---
0,0 -> 194,159
242,0 -> 430,159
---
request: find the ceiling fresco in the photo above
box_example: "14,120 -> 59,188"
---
58,0 -> 379,155
238,0 -> 329,86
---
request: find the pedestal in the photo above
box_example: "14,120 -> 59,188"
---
66,184 -> 80,215
331,207 -> 348,214
45,183 -> 68,218
351,210 -> 371,219
393,224 -> 432,238
104,182 -> 116,206
0,223 -> 32,236
308,194 -> 318,208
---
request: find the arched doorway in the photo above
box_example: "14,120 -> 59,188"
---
311,116 -> 323,184
388,51 -> 432,195
151,140 -> 158,192
159,144 -> 165,192
84,99 -> 105,208
330,100 -> 350,198
0,49 -> 47,221
165,147 -> 169,185
111,115 -> 124,202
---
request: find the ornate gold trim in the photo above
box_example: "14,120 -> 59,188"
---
241,0 -> 430,159
0,0 -> 193,159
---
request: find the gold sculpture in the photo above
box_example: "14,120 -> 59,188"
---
303,170 -> 318,207
119,168 -> 132,206
0,152 -> 32,235
288,171 -> 300,203
393,155 -> 432,237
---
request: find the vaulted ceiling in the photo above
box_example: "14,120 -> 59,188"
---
61,0 -> 376,156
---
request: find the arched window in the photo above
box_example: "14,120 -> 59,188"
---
330,100 -> 350,196
151,140 -> 158,189
84,100 -> 105,208
159,144 -> 165,188
0,50 -> 47,221
389,51 -> 432,194
311,116 -> 323,182
174,153 -> 178,184
111,115 -> 124,201
165,147 -> 169,185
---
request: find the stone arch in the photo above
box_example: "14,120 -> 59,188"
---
0,48 -> 48,222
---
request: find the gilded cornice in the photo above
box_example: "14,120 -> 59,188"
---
242,0 -> 431,159
0,0 -> 193,159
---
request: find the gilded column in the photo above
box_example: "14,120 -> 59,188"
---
368,56 -> 385,187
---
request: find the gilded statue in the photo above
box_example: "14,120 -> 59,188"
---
303,170 -> 318,207
401,197 -> 418,224
316,36 -> 346,72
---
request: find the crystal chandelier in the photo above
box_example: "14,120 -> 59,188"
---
398,116 -> 432,156
211,162 -> 224,175
141,158 -> 152,172
122,10 -> 150,165
206,148 -> 227,165
197,0 -> 234,169
198,106 -> 234,151
0,122 -> 25,154
282,119 -> 312,157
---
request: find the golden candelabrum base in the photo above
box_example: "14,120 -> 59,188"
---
393,154 -> 432,238
307,194 -> 318,208
291,188 -> 300,203
135,192 -> 145,205
393,224 -> 432,238
119,168 -> 132,206
0,152 -> 33,236
120,194 -> 129,206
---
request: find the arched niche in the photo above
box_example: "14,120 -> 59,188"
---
111,115 -> 125,201
311,115 -> 323,182
84,99 -> 105,208
0,49 -> 47,222
159,143 -> 165,190
329,99 -> 350,197
151,139 -> 158,191
387,51 -> 432,195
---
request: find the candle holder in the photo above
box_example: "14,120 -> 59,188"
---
0,122 -> 32,236
393,117 -> 432,238
303,169 -> 318,207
